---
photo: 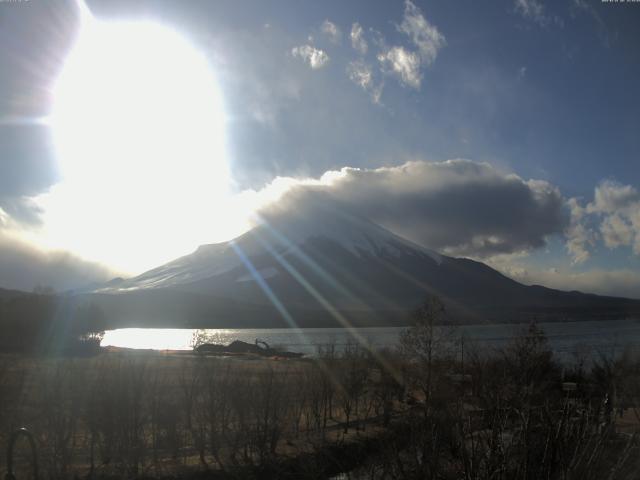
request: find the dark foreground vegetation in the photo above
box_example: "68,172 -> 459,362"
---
2,299 -> 640,479
0,291 -> 105,355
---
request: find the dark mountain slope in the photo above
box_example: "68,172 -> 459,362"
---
89,197 -> 640,328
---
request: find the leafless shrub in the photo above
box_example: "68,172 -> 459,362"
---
36,361 -> 85,477
86,358 -> 149,476
2,325 -> 640,480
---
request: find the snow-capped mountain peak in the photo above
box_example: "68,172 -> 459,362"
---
97,197 -> 441,292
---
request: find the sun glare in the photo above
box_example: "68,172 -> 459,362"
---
44,15 -> 244,273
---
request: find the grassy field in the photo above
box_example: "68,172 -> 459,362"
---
2,324 -> 640,479
0,346 -> 407,479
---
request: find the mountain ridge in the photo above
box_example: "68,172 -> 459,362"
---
85,196 -> 640,328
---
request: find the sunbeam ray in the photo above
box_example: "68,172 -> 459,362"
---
252,227 -> 404,382
230,241 -> 299,331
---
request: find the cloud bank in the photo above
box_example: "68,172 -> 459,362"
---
258,159 -> 568,258
0,231 -> 114,292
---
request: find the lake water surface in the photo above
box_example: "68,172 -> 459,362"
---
102,319 -> 640,361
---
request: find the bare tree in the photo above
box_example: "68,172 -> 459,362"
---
400,296 -> 455,404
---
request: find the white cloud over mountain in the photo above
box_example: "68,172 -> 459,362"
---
258,159 -> 568,258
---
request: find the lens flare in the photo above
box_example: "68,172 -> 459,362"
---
45,13 -> 236,273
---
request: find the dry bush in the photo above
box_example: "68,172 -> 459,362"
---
2,326 -> 640,480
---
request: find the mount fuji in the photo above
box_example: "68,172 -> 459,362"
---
89,194 -> 640,328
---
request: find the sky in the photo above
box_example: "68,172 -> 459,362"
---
0,0 -> 639,297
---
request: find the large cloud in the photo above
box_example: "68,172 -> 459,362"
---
0,231 -> 114,292
258,159 -> 568,258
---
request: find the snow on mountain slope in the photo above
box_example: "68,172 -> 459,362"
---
98,196 -> 442,292
89,193 -> 640,327
260,200 -> 442,263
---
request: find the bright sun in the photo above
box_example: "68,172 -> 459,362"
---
43,14 -> 243,274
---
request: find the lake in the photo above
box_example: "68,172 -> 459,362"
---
101,319 -> 640,362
